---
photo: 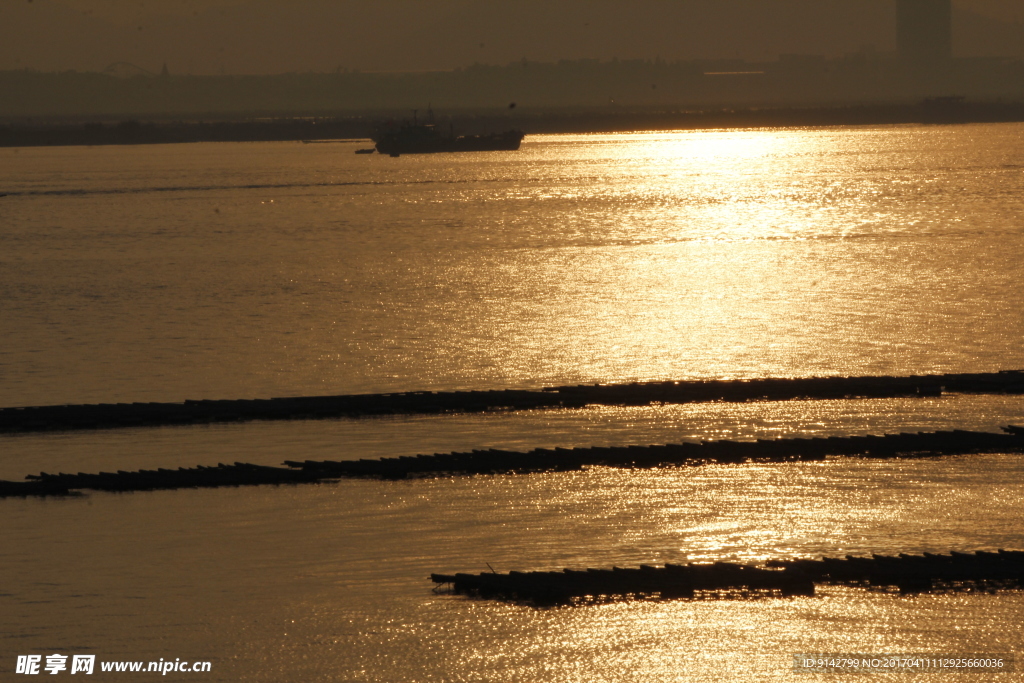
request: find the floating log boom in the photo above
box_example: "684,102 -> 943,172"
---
433,550 -> 1024,604
1,370 -> 1022,433
285,427 -> 1024,479
2,426 -> 1023,497
13,462 -> 324,496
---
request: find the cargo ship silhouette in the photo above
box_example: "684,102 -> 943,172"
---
373,111 -> 523,156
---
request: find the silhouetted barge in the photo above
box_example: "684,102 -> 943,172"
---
373,121 -> 524,156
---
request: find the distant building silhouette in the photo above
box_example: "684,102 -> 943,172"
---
896,0 -> 952,63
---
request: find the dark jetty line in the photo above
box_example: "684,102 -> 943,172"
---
0,479 -> 76,498
3,426 -> 1023,498
769,549 -> 1024,593
2,370 -> 1023,434
432,563 -> 816,603
285,426 -> 1024,479
8,462 -> 324,497
431,549 -> 1024,604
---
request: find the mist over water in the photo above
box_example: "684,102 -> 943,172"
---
2,125 -> 1024,681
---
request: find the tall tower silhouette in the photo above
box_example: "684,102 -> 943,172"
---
896,0 -> 952,63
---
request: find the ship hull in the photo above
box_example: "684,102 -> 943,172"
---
374,128 -> 524,156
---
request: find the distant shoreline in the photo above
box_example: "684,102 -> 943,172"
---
3,101 -> 1024,148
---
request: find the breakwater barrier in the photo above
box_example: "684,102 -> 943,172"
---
431,549 -> 1024,604
2,426 -> 1022,497
285,426 -> 1024,479
0,462 -> 324,498
2,370 -> 1023,434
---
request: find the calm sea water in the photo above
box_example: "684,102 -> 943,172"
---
2,125 -> 1024,681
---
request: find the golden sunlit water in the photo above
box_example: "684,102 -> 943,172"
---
2,125 -> 1024,681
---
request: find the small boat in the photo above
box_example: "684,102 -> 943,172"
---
373,114 -> 523,157
354,148 -> 376,154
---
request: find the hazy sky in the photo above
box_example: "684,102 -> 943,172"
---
2,0 -> 1022,75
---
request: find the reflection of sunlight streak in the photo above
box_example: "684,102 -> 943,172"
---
546,129 -> 870,243
649,130 -> 792,162
405,116 -> 1017,387
230,125 -> 1020,400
